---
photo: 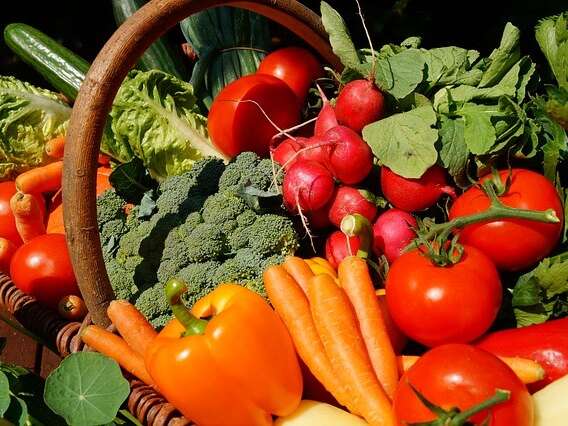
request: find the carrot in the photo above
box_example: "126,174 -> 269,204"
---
15,161 -> 63,194
0,238 -> 17,274
45,136 -> 65,159
282,256 -> 315,294
107,300 -> 157,357
10,192 -> 46,243
307,273 -> 396,426
338,256 -> 399,400
81,325 -> 154,386
399,355 -> 545,385
263,265 -> 355,413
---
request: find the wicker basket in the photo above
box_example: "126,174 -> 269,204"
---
0,0 -> 342,424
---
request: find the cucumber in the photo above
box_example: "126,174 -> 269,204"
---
4,23 -> 89,100
112,0 -> 188,79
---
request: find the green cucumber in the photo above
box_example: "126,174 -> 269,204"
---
4,23 -> 89,100
112,0 -> 188,79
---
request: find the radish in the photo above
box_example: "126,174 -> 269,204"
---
314,85 -> 338,137
283,160 -> 336,213
307,203 -> 332,230
328,186 -> 378,227
297,135 -> 332,167
271,137 -> 301,169
324,126 -> 373,185
335,80 -> 385,133
372,208 -> 417,263
325,230 -> 361,269
380,166 -> 456,212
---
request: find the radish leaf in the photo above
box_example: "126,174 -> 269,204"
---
320,1 -> 362,71
44,352 -> 129,426
363,105 -> 438,178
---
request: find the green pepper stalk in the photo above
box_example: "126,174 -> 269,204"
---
165,278 -> 208,336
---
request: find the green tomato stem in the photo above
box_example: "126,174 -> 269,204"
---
450,389 -> 510,425
165,278 -> 208,336
341,213 -> 372,259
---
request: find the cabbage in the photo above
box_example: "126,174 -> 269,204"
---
0,76 -> 70,178
110,70 -> 223,180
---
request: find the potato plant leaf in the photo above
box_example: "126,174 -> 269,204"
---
44,352 -> 130,426
362,105 -> 438,178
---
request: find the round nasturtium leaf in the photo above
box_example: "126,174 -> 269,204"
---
0,372 -> 10,416
44,352 -> 130,426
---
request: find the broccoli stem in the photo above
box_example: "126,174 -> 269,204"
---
165,278 -> 208,336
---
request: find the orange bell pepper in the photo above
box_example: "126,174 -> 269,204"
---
145,279 -> 303,426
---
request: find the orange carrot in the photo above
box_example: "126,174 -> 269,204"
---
81,325 -> 154,386
0,238 -> 17,274
398,355 -> 545,384
307,273 -> 396,426
10,192 -> 46,243
45,136 -> 65,159
263,265 -> 355,413
107,300 -> 157,357
338,256 -> 399,400
282,256 -> 315,294
15,161 -> 63,194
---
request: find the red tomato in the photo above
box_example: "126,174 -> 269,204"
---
208,74 -> 300,158
386,245 -> 502,347
0,181 -> 45,246
10,233 -> 79,309
449,169 -> 564,271
257,47 -> 323,103
394,344 -> 533,426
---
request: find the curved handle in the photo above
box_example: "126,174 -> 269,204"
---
62,0 -> 339,326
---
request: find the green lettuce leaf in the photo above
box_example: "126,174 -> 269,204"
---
362,105 -> 438,178
110,70 -> 220,180
0,76 -> 70,178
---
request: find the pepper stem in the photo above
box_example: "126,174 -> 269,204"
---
341,213 -> 372,259
165,278 -> 208,336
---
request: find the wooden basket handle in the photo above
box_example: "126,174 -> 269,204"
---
62,0 -> 339,326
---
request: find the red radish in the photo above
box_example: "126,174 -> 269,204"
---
271,137 -> 301,169
372,209 -> 417,263
283,160 -> 335,213
381,166 -> 456,212
328,186 -> 378,227
325,230 -> 361,269
297,136 -> 332,167
314,85 -> 338,137
307,203 -> 332,230
335,80 -> 385,134
324,126 -> 373,185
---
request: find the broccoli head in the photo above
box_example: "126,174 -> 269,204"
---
218,152 -> 279,193
201,191 -> 248,225
247,214 -> 299,257
97,189 -> 127,226
176,261 -> 221,308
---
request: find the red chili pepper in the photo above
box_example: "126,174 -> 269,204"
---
476,318 -> 568,391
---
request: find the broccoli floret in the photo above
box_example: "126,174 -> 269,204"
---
237,210 -> 257,227
201,191 -> 248,225
250,158 -> 280,191
247,214 -> 299,257
100,219 -> 127,249
134,283 -> 170,328
218,152 -> 279,193
185,211 -> 203,228
97,190 -> 127,226
106,259 -> 138,300
156,158 -> 224,216
186,223 -> 228,263
176,261 -> 221,308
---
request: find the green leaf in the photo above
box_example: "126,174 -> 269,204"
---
44,352 -> 130,426
421,46 -> 482,90
545,86 -> 568,129
320,1 -> 361,70
459,104 -> 497,155
5,396 -> 28,426
375,49 -> 426,99
0,372 -> 10,416
137,191 -> 157,219
479,22 -> 521,88
439,115 -> 469,185
362,105 -> 438,178
535,13 -> 568,88
109,157 -> 157,204
0,76 -> 70,179
111,70 -> 217,180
